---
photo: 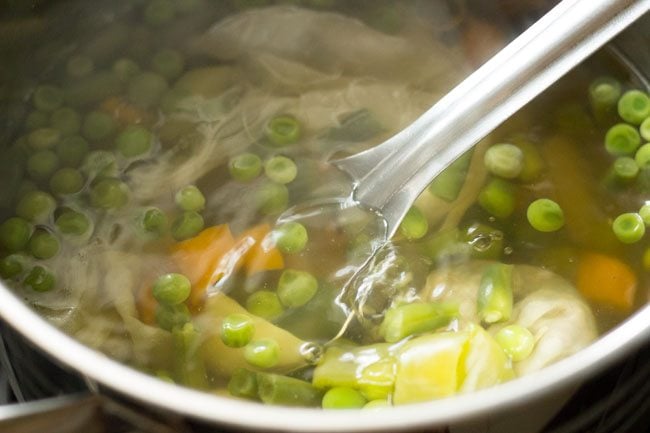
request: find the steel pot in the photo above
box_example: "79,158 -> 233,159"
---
0,1 -> 649,432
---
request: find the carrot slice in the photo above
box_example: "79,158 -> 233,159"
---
576,252 -> 637,312
236,223 -> 284,275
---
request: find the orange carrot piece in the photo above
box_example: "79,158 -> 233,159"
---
137,282 -> 158,325
100,96 -> 151,125
576,252 -> 637,312
236,223 -> 284,275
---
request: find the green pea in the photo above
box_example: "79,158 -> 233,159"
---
264,156 -> 297,184
56,136 -> 89,167
246,290 -> 284,321
229,153 -> 262,182
612,212 -> 645,244
49,168 -> 84,196
16,190 -> 56,223
526,198 -> 564,232
244,339 -> 280,369
612,156 -> 639,182
81,150 -> 117,178
27,150 -> 59,181
273,221 -> 308,254
265,115 -> 301,147
24,265 -> 55,292
33,85 -> 64,112
639,203 -> 650,226
144,0 -> 176,26
28,230 -> 60,259
156,303 -> 191,331
90,178 -> 130,209
254,182 -> 289,215
139,207 -> 168,236
322,387 -> 367,409
635,143 -> 650,169
115,125 -> 153,158
399,206 -> 428,240
66,55 -> 94,79
478,178 -> 516,219
495,325 -> 535,362
152,273 -> 192,306
0,254 -> 27,279
28,128 -> 61,150
618,89 -> 650,125
484,143 -> 524,179
25,111 -> 49,131
50,107 -> 81,136
277,269 -> 318,308
0,217 -> 32,252
605,123 -> 641,156
112,58 -> 141,82
128,72 -> 169,108
151,49 -> 185,80
171,211 -> 204,241
55,209 -> 91,236
641,117 -> 650,142
220,313 -> 256,348
174,185 -> 206,212
82,111 -> 116,142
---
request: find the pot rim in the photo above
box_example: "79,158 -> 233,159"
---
1,282 -> 649,432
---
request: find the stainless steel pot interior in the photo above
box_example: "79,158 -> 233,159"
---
0,3 -> 649,432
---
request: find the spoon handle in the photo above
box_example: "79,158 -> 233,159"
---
334,0 -> 650,238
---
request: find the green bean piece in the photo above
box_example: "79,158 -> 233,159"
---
265,115 -> 301,147
220,313 -> 256,348
264,156 -> 298,184
128,72 -> 169,108
139,207 -> 168,236
0,254 -> 27,279
514,140 -> 544,183
254,182 -> 289,215
115,125 -> 153,158
484,143 -> 524,179
28,128 -> 61,150
229,153 -> 262,182
244,338 -> 280,369
462,223 -> 504,260
641,118 -> 650,142
257,373 -> 324,407
495,325 -> 535,362
273,221 -> 308,254
171,211 -> 204,241
326,108 -> 383,142
322,387 -> 367,409
49,168 -> 84,196
0,217 -> 32,253
55,209 -> 91,236
50,107 -> 82,136
33,85 -> 64,112
24,265 -> 55,292
611,156 -> 639,183
477,263 -> 513,324
81,150 -> 117,178
172,323 -> 208,389
612,212 -> 645,244
66,55 -> 94,79
152,273 -> 192,306
428,151 -> 472,202
605,123 -> 641,156
174,185 -> 205,212
27,150 -> 59,181
228,368 -> 259,400
16,190 -> 56,223
526,198 -> 565,232
246,290 -> 284,321
379,302 -> 458,343
635,143 -> 650,169
82,111 -> 116,142
112,58 -> 141,82
618,89 -> 650,125
156,303 -> 190,331
399,206 -> 428,240
25,111 -> 49,131
478,178 -> 516,219
90,178 -> 130,210
588,76 -> 622,122
56,136 -> 89,167
639,203 -> 650,226
277,269 -> 319,308
28,230 -> 60,260
144,0 -> 176,26
151,49 -> 185,81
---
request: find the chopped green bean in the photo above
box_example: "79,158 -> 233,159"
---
28,128 -> 61,150
0,217 -> 32,252
618,90 -> 650,125
264,156 -> 298,184
484,143 -> 524,179
139,207 -> 167,236
128,72 -> 169,108
115,125 -> 153,158
265,115 -> 301,147
611,157 -> 639,183
273,221 -> 308,254
399,206 -> 428,240
89,178 -> 130,209
55,209 -> 91,236
33,85 -> 64,112
246,290 -> 284,321
82,111 -> 116,142
379,302 -> 458,343
635,143 -> 650,169
27,150 -> 59,181
171,211 -> 204,241
478,178 -> 516,219
605,123 -> 641,156
428,151 -> 472,202
0,254 -> 27,279
639,203 -> 650,226
172,323 -> 208,388
156,303 -> 191,331
49,168 -> 84,196
322,387 -> 367,409
28,230 -> 60,259
229,153 -> 262,182
228,368 -> 259,400
66,55 -> 94,79
151,49 -> 185,80
495,324 -> 535,362
152,273 -> 191,306
526,198 -> 564,232
16,190 -> 56,223
24,265 -> 55,292
220,313 -> 256,348
56,136 -> 89,167
254,182 -> 289,215
588,76 -> 621,122
244,339 -> 280,369
641,118 -> 650,142
612,212 -> 645,244
174,185 -> 205,212
477,263 -> 513,324
50,107 -> 81,136
257,372 -> 324,407
277,269 -> 319,308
